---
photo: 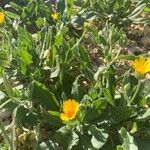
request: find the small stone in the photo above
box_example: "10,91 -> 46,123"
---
141,36 -> 150,47
0,109 -> 11,120
143,25 -> 150,36
128,46 -> 142,54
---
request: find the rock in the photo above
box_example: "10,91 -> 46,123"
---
127,45 -> 142,55
140,36 -> 150,47
143,25 -> 150,36
0,109 -> 11,123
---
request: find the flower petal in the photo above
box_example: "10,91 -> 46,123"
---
60,99 -> 80,121
60,113 -> 70,121
0,12 -> 5,24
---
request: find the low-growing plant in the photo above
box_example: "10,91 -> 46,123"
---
0,0 -> 150,150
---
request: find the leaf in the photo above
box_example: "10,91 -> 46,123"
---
50,55 -> 60,78
67,132 -> 79,150
84,107 -> 101,122
36,17 -> 45,28
78,132 -> 94,150
117,145 -> 124,150
17,26 -> 34,47
103,88 -> 115,106
21,0 -> 37,19
0,91 -> 6,100
66,0 -> 74,17
57,0 -> 66,16
38,3 -> 50,19
9,2 -> 23,13
119,127 -> 138,150
16,106 -> 39,125
19,49 -> 33,65
4,11 -> 20,19
71,80 -> 79,99
32,81 -> 59,110
54,26 -> 68,48
111,106 -> 136,123
128,3 -> 146,19
71,75 -> 84,100
144,6 -> 150,12
136,108 -> 150,121
78,45 -> 91,66
36,141 -> 57,150
20,59 -> 27,75
89,125 -> 108,149
99,35 -> 107,46
119,55 -> 135,61
2,73 -> 13,99
135,137 -> 150,150
43,111 -> 62,127
94,66 -> 106,80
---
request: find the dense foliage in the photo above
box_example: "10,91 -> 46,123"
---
0,0 -> 150,149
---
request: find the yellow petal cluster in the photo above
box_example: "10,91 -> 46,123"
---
60,99 -> 79,121
51,12 -> 59,20
0,12 -> 5,24
132,56 -> 150,75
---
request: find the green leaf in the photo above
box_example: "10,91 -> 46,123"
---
84,107 -> 101,122
111,106 -> 136,123
17,26 -> 34,47
9,2 -> 23,13
57,0 -> 66,16
78,132 -> 94,150
54,26 -> 68,48
50,55 -> 60,78
128,3 -> 146,19
144,6 -> 150,12
135,137 -> 150,150
119,55 -> 136,61
43,111 -> 62,127
48,111 -> 59,117
88,125 -> 108,149
0,91 -> 6,100
36,17 -> 45,28
16,106 -> 39,125
21,0 -> 37,19
71,76 -> 80,99
20,59 -> 27,75
78,45 -> 91,66
119,127 -> 138,150
19,49 -> 33,65
136,108 -> 150,122
103,88 -> 115,106
36,141 -> 57,150
4,11 -> 20,19
67,0 -> 74,17
67,132 -> 79,150
94,66 -> 106,80
117,145 -> 124,150
2,73 -> 13,99
38,3 -> 50,19
32,81 -> 59,110
71,75 -> 84,100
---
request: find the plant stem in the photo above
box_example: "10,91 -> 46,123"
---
109,47 -> 122,67
129,80 -> 142,105
0,99 -> 12,109
0,120 -> 14,150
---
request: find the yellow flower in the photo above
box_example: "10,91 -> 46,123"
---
0,12 -> 5,24
132,56 -> 150,75
51,12 -> 59,20
60,99 -> 79,121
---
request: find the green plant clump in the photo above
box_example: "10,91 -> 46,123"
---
0,0 -> 150,149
